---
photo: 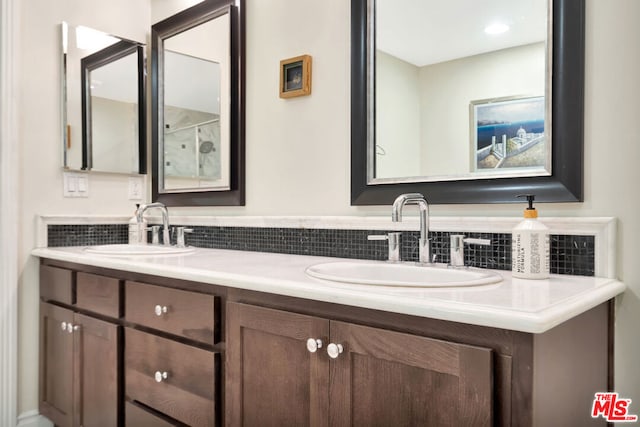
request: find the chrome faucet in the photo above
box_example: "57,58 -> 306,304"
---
135,202 -> 170,245
367,232 -> 401,262
449,234 -> 491,267
392,193 -> 430,264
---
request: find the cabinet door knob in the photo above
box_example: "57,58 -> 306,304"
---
154,305 -> 168,316
66,323 -> 74,334
327,343 -> 344,359
60,321 -> 67,331
73,325 -> 81,332
154,371 -> 169,383
306,338 -> 323,353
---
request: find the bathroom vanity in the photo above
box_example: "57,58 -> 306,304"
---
34,246 -> 623,427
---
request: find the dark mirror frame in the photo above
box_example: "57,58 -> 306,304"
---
351,0 -> 585,205
81,40 -> 146,173
151,0 -> 245,206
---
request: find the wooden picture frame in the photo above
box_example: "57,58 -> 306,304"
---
279,55 -> 311,98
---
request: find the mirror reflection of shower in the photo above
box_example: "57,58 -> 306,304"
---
164,116 -> 221,180
162,47 -> 224,190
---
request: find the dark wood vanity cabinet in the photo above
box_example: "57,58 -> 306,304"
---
39,263 -> 222,427
39,259 -> 610,427
226,302 -> 493,427
39,268 -> 120,427
225,292 -> 610,427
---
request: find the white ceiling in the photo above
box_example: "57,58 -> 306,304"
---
91,52 -> 138,103
376,0 -> 548,67
164,50 -> 221,114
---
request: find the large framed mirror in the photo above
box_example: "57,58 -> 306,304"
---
351,0 -> 585,205
61,22 -> 146,174
151,0 -> 245,206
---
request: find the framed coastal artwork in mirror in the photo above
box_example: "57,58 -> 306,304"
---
351,0 -> 585,204
151,0 -> 245,206
61,22 -> 146,174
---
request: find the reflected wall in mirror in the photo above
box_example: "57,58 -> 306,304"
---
61,22 -> 146,174
81,40 -> 145,173
351,0 -> 585,204
375,0 -> 549,182
163,16 -> 228,191
152,0 -> 244,206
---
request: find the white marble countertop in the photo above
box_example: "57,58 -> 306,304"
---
31,246 -> 625,334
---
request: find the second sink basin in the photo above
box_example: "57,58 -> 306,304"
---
305,261 -> 502,288
84,244 -> 195,256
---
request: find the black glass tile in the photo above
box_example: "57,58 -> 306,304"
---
48,224 -> 596,277
47,224 -> 128,247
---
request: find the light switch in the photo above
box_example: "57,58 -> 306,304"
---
77,176 -> 87,192
68,176 -> 77,192
63,172 -> 75,197
63,172 -> 89,198
128,177 -> 143,200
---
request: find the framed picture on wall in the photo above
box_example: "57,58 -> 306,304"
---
279,55 -> 312,98
470,95 -> 548,174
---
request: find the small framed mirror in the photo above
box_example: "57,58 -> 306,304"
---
81,40 -> 145,173
61,22 -> 146,174
151,0 -> 245,206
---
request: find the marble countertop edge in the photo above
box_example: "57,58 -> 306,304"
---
31,247 -> 625,334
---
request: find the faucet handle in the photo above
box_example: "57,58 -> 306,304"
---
451,234 -> 491,247
464,237 -> 491,246
450,234 -> 491,267
367,234 -> 389,241
175,227 -> 194,248
151,225 -> 161,245
368,232 -> 401,262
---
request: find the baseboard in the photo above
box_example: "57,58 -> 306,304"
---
17,411 -> 53,427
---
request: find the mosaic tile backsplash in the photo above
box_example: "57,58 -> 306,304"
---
47,224 -> 595,276
48,224 -> 128,248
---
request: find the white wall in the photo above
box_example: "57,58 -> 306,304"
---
375,43 -> 545,179
376,51 -> 421,178
91,97 -> 138,173
17,0 -> 151,414
15,0 -> 640,416
418,43 -> 545,176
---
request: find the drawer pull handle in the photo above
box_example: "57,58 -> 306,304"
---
327,343 -> 344,359
60,321 -> 67,331
154,305 -> 168,316
154,371 -> 169,383
306,338 -> 323,353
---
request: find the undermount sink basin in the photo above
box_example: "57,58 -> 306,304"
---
84,244 -> 195,256
305,261 -> 502,288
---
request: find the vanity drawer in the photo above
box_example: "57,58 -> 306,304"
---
125,327 -> 218,427
76,272 -> 121,318
125,401 -> 181,427
125,281 -> 218,345
40,265 -> 73,305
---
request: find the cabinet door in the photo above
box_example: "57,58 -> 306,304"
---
74,313 -> 120,427
39,303 -> 74,427
329,321 -> 494,427
226,303 -> 330,427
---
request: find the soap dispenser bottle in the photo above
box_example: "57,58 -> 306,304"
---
128,204 -> 147,244
512,195 -> 549,279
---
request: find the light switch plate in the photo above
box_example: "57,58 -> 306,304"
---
63,172 -> 89,198
128,177 -> 143,200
